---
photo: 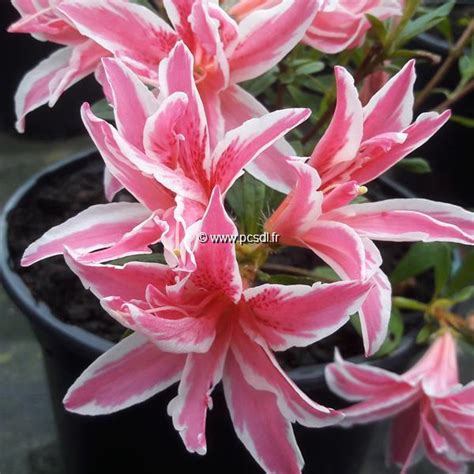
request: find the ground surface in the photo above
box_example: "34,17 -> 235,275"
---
0,132 -> 471,474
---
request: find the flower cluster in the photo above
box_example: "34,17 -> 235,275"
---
11,0 -> 474,472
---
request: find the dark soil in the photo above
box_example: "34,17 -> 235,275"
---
7,154 -> 425,368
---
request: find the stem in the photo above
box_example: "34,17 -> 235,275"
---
415,19 -> 474,110
392,296 -> 428,312
434,80 -> 474,113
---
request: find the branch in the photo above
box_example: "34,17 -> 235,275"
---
415,19 -> 474,110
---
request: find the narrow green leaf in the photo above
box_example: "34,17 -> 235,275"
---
396,157 -> 432,174
242,70 -> 278,96
294,61 -> 325,76
399,0 -> 455,44
311,266 -> 339,282
416,324 -> 433,344
366,14 -> 388,43
257,272 -> 316,286
450,286 -> 474,304
108,253 -> 166,266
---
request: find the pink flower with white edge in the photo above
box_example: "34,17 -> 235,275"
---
265,159 -> 474,356
57,0 -> 321,192
21,42 -> 310,270
229,0 -> 403,54
60,187 -> 373,473
326,332 -> 474,473
309,60 -> 452,190
8,0 -> 111,132
304,0 -> 403,54
264,60 -> 473,355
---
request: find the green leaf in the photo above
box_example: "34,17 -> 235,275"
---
390,242 -> 452,296
392,296 -> 428,312
396,157 -> 432,174
129,0 -> 154,9
91,98 -> 114,121
257,272 -> 316,286
450,286 -> 474,304
226,173 -> 283,235
311,266 -> 339,282
374,307 -> 404,357
447,250 -> 474,295
242,69 -> 278,96
294,61 -> 325,76
366,14 -> 388,43
451,115 -> 474,128
458,337 -> 474,357
459,39 -> 474,87
399,0 -> 455,44
416,324 -> 434,344
108,253 -> 166,266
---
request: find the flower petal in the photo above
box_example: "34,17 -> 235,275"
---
64,249 -> 174,301
220,85 -> 298,193
362,60 -> 416,140
210,107 -> 310,194
340,384 -> 420,427
158,41 -> 211,187
21,202 -> 151,266
327,199 -> 474,245
81,103 -> 176,210
167,327 -> 231,454
230,0 -> 319,83
243,280 -> 372,351
59,0 -> 178,82
189,187 -> 243,302
14,46 -> 72,133
223,351 -> 304,474
101,58 -> 158,150
325,349 -> 404,402
232,326 -> 343,427
350,110 -> 451,185
308,66 -> 363,186
388,403 -> 423,471
63,332 -> 185,415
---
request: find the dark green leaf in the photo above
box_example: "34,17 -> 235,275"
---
397,157 -> 432,174
459,39 -> 474,87
226,173 -> 283,235
130,0 -> 154,9
108,253 -> 166,266
447,250 -> 474,295
390,242 -> 452,296
257,272 -> 316,286
242,69 -> 278,96
366,14 -> 388,43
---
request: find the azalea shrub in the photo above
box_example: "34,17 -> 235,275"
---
9,0 -> 474,473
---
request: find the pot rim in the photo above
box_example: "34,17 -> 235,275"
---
0,151 -> 420,388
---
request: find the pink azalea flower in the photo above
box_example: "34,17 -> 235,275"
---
60,187 -> 372,472
304,0 -> 403,54
8,0 -> 110,132
229,0 -> 403,54
265,61 -> 474,356
57,0 -> 320,191
326,332 -> 474,473
21,42 -> 310,268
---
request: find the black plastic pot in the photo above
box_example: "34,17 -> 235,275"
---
1,152 -> 422,474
